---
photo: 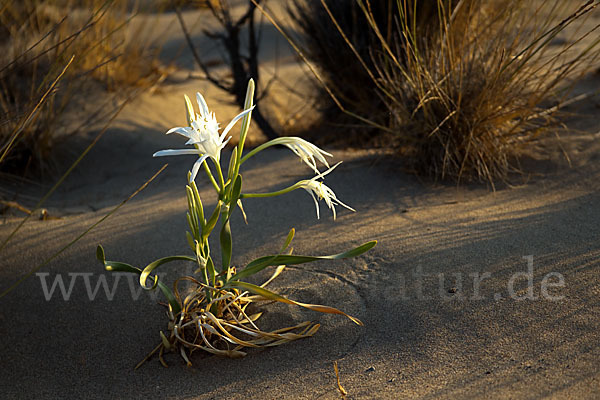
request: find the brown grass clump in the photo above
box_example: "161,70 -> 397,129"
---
289,0 -> 457,146
0,0 -> 166,178
290,0 -> 600,184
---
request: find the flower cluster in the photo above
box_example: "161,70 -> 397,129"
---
153,93 -> 254,182
153,90 -> 354,220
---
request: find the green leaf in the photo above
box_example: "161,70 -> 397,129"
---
195,241 -> 203,263
220,219 -> 232,272
96,245 -> 105,262
96,248 -> 183,315
186,231 -> 195,251
228,174 -> 243,215
186,212 -> 198,240
186,185 -> 195,215
281,228 -> 295,253
229,240 -> 377,282
228,228 -> 293,282
225,280 -> 362,325
202,201 -> 222,241
139,255 -> 196,291
155,280 -> 180,315
237,199 -> 248,224
237,79 -> 255,154
223,181 -> 232,197
104,261 -> 140,274
206,257 -> 216,284
227,147 -> 238,182
190,181 -> 204,226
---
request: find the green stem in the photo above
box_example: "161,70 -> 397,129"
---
240,182 -> 302,199
213,158 -> 226,193
202,161 -> 220,194
240,138 -> 278,165
232,79 -> 255,186
236,79 -> 255,166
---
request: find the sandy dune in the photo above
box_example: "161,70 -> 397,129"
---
1,4 -> 600,399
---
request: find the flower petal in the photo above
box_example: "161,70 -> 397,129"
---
334,197 -> 356,213
196,92 -> 210,119
309,190 -> 320,219
153,149 -> 200,157
220,135 -> 232,149
166,127 -> 194,138
220,106 -> 255,138
184,94 -> 195,125
190,154 -> 209,183
185,137 -> 207,146
307,143 -> 331,167
312,161 -> 342,181
262,137 -> 332,173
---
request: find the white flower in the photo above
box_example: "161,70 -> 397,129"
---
275,137 -> 332,173
298,162 -> 355,220
153,92 -> 254,182
244,136 -> 332,174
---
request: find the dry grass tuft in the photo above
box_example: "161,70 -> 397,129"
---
289,0 -> 453,146
291,0 -> 600,184
0,0 -> 166,178
289,0 -> 396,146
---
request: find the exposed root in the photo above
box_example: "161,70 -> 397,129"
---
136,272 -> 321,368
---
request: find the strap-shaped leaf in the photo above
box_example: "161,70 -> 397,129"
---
96,244 -> 106,263
218,175 -> 242,272
139,255 -> 196,290
227,147 -> 238,182
225,280 -> 363,325
222,181 -> 232,197
185,186 -> 196,222
186,212 -> 199,240
96,245 -> 182,314
220,219 -> 232,272
229,240 -> 377,282
227,228 -> 294,282
185,231 -> 195,251
237,199 -> 248,224
190,181 -> 204,226
202,201 -> 222,241
228,175 -> 243,215
206,256 -> 217,284
281,228 -> 295,253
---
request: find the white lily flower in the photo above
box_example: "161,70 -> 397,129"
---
275,137 -> 332,173
241,136 -> 332,174
153,92 -> 254,182
298,162 -> 355,220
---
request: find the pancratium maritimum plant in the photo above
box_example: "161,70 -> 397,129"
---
97,79 -> 376,368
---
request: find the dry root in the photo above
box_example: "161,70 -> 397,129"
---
136,273 -> 320,369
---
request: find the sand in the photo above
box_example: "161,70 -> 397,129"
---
1,3 -> 600,399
